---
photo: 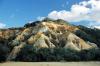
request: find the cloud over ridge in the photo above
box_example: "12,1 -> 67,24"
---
48,0 -> 100,26
0,22 -> 6,28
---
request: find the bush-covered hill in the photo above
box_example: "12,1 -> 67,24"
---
0,18 -> 100,62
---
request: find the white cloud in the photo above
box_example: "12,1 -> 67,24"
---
94,26 -> 100,29
37,16 -> 45,21
48,0 -> 100,25
0,22 -> 6,28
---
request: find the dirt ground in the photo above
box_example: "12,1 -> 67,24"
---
0,62 -> 100,66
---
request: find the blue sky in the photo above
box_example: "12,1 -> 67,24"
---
0,0 -> 100,28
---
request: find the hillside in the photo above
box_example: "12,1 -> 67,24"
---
0,18 -> 100,62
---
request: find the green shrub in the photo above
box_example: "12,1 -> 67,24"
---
15,45 -> 100,62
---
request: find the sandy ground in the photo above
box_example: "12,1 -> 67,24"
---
0,62 -> 100,66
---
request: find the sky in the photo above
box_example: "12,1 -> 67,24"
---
0,0 -> 100,28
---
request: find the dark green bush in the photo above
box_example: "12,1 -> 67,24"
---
15,45 -> 100,62
0,44 -> 10,62
77,25 -> 100,47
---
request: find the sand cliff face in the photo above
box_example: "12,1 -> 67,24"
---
0,20 -> 98,61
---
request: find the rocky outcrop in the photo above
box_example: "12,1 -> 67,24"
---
64,33 -> 93,51
28,32 -> 55,48
0,20 -> 98,61
6,42 -> 26,61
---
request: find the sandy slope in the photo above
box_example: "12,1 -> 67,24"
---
0,62 -> 100,66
